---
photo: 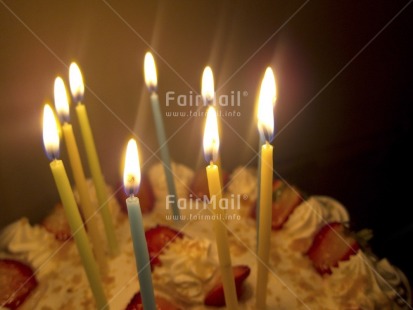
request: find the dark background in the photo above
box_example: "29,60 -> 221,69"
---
1,1 -> 412,281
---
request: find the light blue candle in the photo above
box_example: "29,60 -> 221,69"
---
144,52 -> 180,219
126,196 -> 156,310
123,138 -> 156,310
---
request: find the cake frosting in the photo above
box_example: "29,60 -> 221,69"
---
0,163 -> 411,309
153,238 -> 217,304
0,218 -> 57,278
278,196 -> 349,252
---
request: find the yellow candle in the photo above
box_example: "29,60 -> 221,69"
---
43,104 -> 107,310
61,122 -> 107,271
206,164 -> 238,310
69,63 -> 119,256
54,77 -> 107,273
255,67 -> 276,309
203,105 -> 238,310
256,142 -> 273,308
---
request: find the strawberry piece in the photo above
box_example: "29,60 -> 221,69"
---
189,168 -> 229,200
116,173 -> 155,214
204,265 -> 251,307
126,291 -> 181,310
307,222 -> 360,274
270,180 -> 303,229
251,180 -> 303,230
41,203 -> 72,241
0,259 -> 38,309
145,225 -> 184,268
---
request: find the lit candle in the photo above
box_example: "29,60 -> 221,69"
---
202,66 -> 224,183
123,138 -> 156,310
203,106 -> 238,310
144,52 -> 180,219
42,104 -> 107,309
54,77 -> 107,273
256,69 -> 276,243
69,63 -> 119,256
256,67 -> 275,309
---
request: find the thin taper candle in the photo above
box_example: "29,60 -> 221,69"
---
54,77 -> 107,272
61,122 -> 107,272
256,142 -> 273,309
144,52 -> 180,219
50,160 -> 108,310
124,139 -> 156,310
76,103 -> 119,256
126,196 -> 156,310
255,67 -> 276,308
203,106 -> 238,309
43,104 -> 107,310
69,62 -> 119,256
206,163 -> 238,310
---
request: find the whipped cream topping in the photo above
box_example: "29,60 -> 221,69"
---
280,196 -> 349,251
328,250 -> 393,309
153,237 -> 217,304
0,218 -> 56,278
227,166 -> 258,202
148,162 -> 194,201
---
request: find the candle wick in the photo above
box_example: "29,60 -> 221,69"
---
210,160 -> 214,166
149,85 -> 157,94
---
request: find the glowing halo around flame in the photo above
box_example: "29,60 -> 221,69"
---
43,104 -> 60,160
123,138 -> 141,196
69,62 -> 85,103
257,67 -> 276,142
202,66 -> 214,105
203,106 -> 220,163
144,52 -> 158,91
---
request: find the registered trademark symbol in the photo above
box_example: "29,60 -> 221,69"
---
243,91 -> 248,97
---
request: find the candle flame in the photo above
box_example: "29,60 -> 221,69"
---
123,138 -> 141,196
201,66 -> 214,105
54,77 -> 70,123
257,67 -> 276,142
144,52 -> 157,91
203,106 -> 220,163
69,62 -> 85,103
43,104 -> 60,160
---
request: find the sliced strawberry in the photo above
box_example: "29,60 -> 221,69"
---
204,265 -> 251,307
307,222 -> 360,274
126,291 -> 181,310
0,259 -> 38,309
189,168 -> 229,200
41,203 -> 72,241
116,173 -> 155,214
251,180 -> 303,230
145,225 -> 184,268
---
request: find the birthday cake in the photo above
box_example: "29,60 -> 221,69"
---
0,162 -> 411,309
